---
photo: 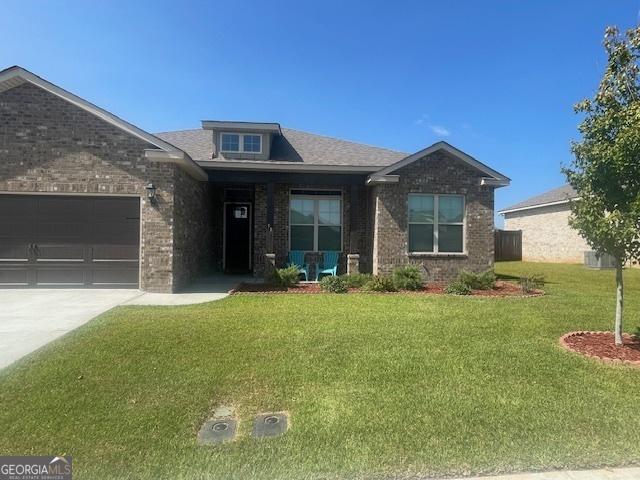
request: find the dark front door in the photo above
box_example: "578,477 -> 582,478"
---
0,195 -> 140,288
224,202 -> 252,273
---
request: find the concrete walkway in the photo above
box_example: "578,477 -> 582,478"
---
124,274 -> 254,306
451,467 -> 640,480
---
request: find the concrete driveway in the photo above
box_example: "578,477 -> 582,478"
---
0,289 -> 142,370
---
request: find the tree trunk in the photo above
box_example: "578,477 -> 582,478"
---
614,262 -> 624,346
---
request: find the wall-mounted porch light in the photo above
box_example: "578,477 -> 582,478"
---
145,183 -> 157,204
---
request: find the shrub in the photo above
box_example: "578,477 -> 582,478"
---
392,265 -> 423,291
518,273 -> 545,294
363,275 -> 397,292
320,275 -> 348,293
340,273 -> 372,288
458,269 -> 496,290
268,266 -> 301,287
444,280 -> 472,295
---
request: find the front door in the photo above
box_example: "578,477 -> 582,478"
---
224,202 -> 252,273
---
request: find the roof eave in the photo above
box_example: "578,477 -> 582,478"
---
144,150 -> 209,181
499,198 -> 579,215
196,160 -> 381,174
201,120 -> 282,134
371,141 -> 510,185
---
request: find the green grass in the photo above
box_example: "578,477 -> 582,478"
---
1,262 -> 640,479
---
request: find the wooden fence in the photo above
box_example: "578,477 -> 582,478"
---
494,229 -> 522,261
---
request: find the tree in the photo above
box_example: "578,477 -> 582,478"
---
564,26 -> 640,346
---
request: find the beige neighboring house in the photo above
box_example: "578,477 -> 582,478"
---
499,184 -> 589,263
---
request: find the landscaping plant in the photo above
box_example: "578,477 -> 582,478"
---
563,25 -> 640,345
340,273 -> 372,288
320,275 -> 348,293
458,270 -> 496,290
268,266 -> 301,287
363,275 -> 397,292
392,265 -> 424,291
519,273 -> 545,294
444,280 -> 472,295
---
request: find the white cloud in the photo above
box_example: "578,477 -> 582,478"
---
413,113 -> 429,126
429,124 -> 451,137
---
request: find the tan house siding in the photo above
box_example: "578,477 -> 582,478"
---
503,203 -> 589,263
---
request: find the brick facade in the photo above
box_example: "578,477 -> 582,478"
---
0,82 -> 209,292
370,151 -> 495,282
206,156 -> 494,284
503,203 -> 589,263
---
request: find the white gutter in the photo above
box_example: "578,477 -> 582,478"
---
366,175 -> 400,184
499,198 -> 579,215
145,150 -> 209,181
196,160 -> 383,174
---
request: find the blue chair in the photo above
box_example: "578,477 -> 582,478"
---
316,251 -> 339,281
287,250 -> 310,281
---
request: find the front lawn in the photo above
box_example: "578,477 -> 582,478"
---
1,262 -> 640,479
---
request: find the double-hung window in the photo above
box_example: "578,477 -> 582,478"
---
290,192 -> 342,251
220,133 -> 262,154
408,194 -> 465,253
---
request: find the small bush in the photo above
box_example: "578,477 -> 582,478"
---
320,275 -> 348,293
444,280 -> 472,295
392,265 -> 423,291
518,273 -> 545,294
268,266 -> 301,287
458,270 -> 496,290
340,273 -> 372,288
363,275 -> 397,292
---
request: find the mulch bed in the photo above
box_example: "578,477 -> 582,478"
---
231,280 -> 543,297
560,331 -> 640,366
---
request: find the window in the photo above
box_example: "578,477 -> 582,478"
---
408,194 -> 464,253
290,193 -> 342,251
220,133 -> 262,154
243,135 -> 261,153
221,133 -> 240,152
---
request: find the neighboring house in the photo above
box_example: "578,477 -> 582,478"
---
499,184 -> 588,262
0,66 -> 510,292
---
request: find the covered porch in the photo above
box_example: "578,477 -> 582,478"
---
206,170 -> 372,279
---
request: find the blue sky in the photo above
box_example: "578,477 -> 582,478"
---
2,1 -> 639,223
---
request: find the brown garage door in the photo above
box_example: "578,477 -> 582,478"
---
0,195 -> 140,288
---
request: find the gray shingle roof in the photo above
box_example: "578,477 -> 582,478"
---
501,184 -> 578,212
155,127 -> 407,168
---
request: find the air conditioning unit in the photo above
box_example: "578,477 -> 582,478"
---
584,251 -> 617,269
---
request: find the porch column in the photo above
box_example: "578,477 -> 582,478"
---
266,182 -> 275,253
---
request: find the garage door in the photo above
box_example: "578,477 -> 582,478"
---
0,195 -> 140,288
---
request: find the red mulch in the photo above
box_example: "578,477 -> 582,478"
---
560,331 -> 640,366
231,280 -> 542,297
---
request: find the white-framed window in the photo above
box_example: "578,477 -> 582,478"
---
243,134 -> 261,153
408,194 -> 465,253
289,191 -> 342,251
220,133 -> 262,154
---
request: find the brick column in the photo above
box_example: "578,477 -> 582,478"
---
347,254 -> 360,275
265,253 -> 276,278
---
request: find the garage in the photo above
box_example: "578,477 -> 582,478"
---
0,195 -> 140,288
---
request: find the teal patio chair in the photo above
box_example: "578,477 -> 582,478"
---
316,251 -> 339,281
287,250 -> 309,281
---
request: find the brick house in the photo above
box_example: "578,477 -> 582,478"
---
500,184 -> 588,263
0,66 -> 510,292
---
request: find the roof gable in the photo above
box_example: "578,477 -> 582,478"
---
499,184 -> 578,214
0,66 -> 207,181
368,141 -> 510,186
